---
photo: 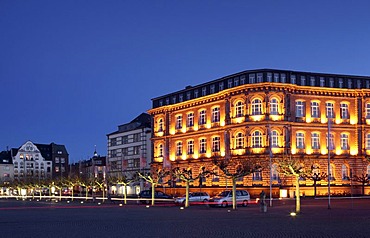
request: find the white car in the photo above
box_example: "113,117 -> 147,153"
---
209,190 -> 250,207
174,192 -> 210,205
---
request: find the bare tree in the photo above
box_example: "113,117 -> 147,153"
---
137,169 -> 170,206
353,173 -> 369,195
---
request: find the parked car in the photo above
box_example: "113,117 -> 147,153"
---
209,190 -> 250,207
174,192 -> 210,205
138,190 -> 173,204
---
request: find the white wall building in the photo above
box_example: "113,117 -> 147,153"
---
107,113 -> 152,196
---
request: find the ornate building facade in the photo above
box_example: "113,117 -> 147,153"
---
148,69 -> 370,197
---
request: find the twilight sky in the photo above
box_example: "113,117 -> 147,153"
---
1,0 -> 370,162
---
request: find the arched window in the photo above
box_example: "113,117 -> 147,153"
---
158,118 -> 164,132
251,99 -> 262,115
199,138 -> 207,154
271,164 -> 279,181
326,102 -> 334,118
311,101 -> 320,118
212,137 -> 220,152
341,164 -> 349,180
296,132 -> 305,149
340,103 -> 349,119
311,133 -> 320,149
328,164 -> 335,181
235,101 -> 244,118
271,130 -> 279,147
187,140 -> 194,155
199,110 -> 207,125
158,144 -> 163,157
176,141 -> 183,156
296,101 -> 305,117
366,134 -> 370,150
326,133 -> 334,150
270,98 -> 278,115
235,132 -> 244,149
340,133 -> 349,150
252,131 -> 262,148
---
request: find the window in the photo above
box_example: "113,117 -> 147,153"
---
179,94 -> 183,102
158,118 -> 164,132
342,164 -> 349,180
328,164 -> 335,180
110,138 -> 117,146
252,131 -> 262,148
199,110 -> 206,125
202,87 -> 207,96
366,103 -> 370,119
310,77 -> 315,86
364,134 -> 370,149
228,79 -> 233,88
187,113 -> 194,127
253,169 -> 262,181
274,73 -> 279,83
300,76 -> 306,85
326,102 -> 334,118
158,144 -> 163,157
249,74 -> 255,84
122,136 -> 128,144
311,133 -> 320,150
280,74 -> 286,83
133,146 -> 140,155
212,137 -> 220,152
219,82 -> 224,91
210,85 -> 215,94
320,77 -> 325,87
270,98 -> 278,115
186,92 -> 191,100
235,101 -> 244,117
199,138 -> 207,154
311,102 -> 320,118
267,73 -> 272,82
271,164 -> 279,181
122,148 -> 128,156
212,107 -> 220,123
367,165 -> 370,179
235,132 -> 244,149
194,90 -> 199,98
55,157 -> 60,163
296,132 -> 305,149
212,168 -> 219,182
348,79 -> 352,88
240,75 -> 246,84
271,130 -> 278,147
176,115 -> 182,129
326,133 -> 334,150
357,80 -> 361,89
339,78 -> 343,88
251,99 -> 262,115
296,101 -> 305,117
291,75 -> 296,84
176,142 -> 183,156
187,140 -> 194,155
234,77 -> 239,86
133,133 -> 140,142
329,78 -> 334,87
172,96 -> 176,104
340,133 -> 349,150
165,98 -> 169,105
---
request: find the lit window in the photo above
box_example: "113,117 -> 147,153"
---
187,113 -> 194,127
187,140 -> 194,155
270,98 -> 278,115
296,132 -> 305,149
326,102 -> 334,118
340,134 -> 349,150
235,132 -> 244,149
158,118 -> 164,132
366,103 -> 370,119
326,133 -> 334,150
199,110 -> 206,125
199,138 -> 207,154
271,164 -> 279,181
342,164 -> 349,180
212,137 -> 220,152
212,107 -> 220,123
252,131 -> 262,148
176,142 -> 183,156
253,168 -> 262,181
340,103 -> 349,119
251,99 -> 262,115
366,134 -> 370,150
158,144 -> 163,157
311,102 -> 320,118
235,101 -> 244,118
311,133 -> 320,150
271,130 -> 279,147
296,101 -> 305,117
176,115 -> 182,129
328,164 -> 335,181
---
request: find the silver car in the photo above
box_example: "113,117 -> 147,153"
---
174,192 -> 210,205
209,190 -> 250,207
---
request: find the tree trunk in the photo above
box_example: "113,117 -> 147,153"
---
185,181 -> 190,208
314,180 -> 317,198
295,175 -> 300,213
232,178 -> 237,210
124,185 -> 127,205
71,187 -> 74,201
151,183 -> 155,206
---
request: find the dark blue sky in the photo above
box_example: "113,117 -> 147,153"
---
1,0 -> 370,162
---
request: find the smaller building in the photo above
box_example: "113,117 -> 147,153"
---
69,150 -> 106,181
0,150 -> 13,185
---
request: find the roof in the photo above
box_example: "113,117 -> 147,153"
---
107,113 -> 151,136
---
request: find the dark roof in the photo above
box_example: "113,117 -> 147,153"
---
107,113 -> 151,136
0,151 -> 12,164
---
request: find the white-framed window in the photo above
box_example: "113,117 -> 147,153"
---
252,131 -> 262,148
340,133 -> 349,150
212,107 -> 220,123
235,132 -> 244,149
271,130 -> 279,147
311,101 -> 320,118
158,118 -> 164,132
194,90 -> 199,98
199,138 -> 207,154
240,75 -> 246,84
251,98 -> 262,115
296,101 -> 305,117
253,169 -> 262,181
328,164 -> 335,180
326,102 -> 334,118
366,134 -> 370,150
274,73 -> 279,83
340,103 -> 349,119
300,76 -> 306,85
326,133 -> 334,150
291,75 -> 296,84
212,137 -> 220,152
210,85 -> 215,94
186,92 -> 191,100
176,115 -> 182,129
366,103 -> 370,119
228,79 -> 233,88
267,73 -> 272,82
311,132 -> 320,150
310,77 -> 315,86
234,77 -> 239,86
199,110 -> 206,125
329,78 -> 334,87
249,74 -> 255,84
257,73 -> 263,83
339,78 -> 343,88
187,113 -> 194,127
320,77 -> 325,87
176,142 -> 183,156
296,132 -> 305,149
202,87 -> 207,96
219,82 -> 224,91
235,101 -> 244,117
187,140 -> 194,155
342,164 -> 349,180
271,164 -> 279,181
179,94 -> 183,102
270,98 -> 278,115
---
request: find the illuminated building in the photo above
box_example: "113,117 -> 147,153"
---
148,69 -> 370,196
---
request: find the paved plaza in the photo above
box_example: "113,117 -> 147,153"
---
1,197 -> 370,238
